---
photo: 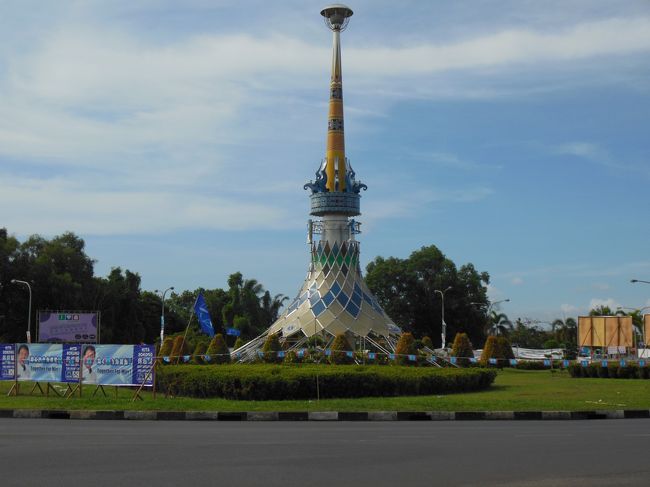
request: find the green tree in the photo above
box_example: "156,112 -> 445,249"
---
159,337 -> 174,362
589,305 -> 614,316
366,245 -> 490,347
450,332 -> 474,366
170,335 -> 191,364
329,333 -> 354,365
192,342 -> 208,364
486,311 -> 513,337
206,334 -> 230,364
480,336 -> 514,367
395,332 -> 418,365
261,333 -> 282,363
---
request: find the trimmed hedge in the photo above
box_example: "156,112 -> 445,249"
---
329,333 -> 355,365
450,333 -> 474,367
568,363 -> 650,379
156,364 -> 497,400
395,333 -> 417,366
480,336 -> 515,367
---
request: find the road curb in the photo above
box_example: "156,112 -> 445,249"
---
2,408 -> 650,421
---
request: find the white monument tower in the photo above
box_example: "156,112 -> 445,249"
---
234,5 -> 401,360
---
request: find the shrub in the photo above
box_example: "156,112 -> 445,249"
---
568,362 -> 650,379
206,334 -> 230,364
480,336 -> 514,367
261,333 -> 283,364
515,360 -> 548,370
480,336 -> 498,367
450,333 -> 474,367
156,364 -> 497,400
421,336 -> 433,349
170,336 -> 191,364
329,333 -> 355,365
159,337 -> 174,363
192,342 -> 208,365
395,333 -> 418,365
233,337 -> 244,350
497,337 -> 515,360
283,350 -> 306,364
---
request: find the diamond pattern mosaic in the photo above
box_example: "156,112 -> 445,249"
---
267,240 -> 400,339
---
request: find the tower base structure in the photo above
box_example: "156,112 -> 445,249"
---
232,215 -> 401,362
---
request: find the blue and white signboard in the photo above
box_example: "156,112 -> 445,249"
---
1,344 -> 16,380
62,344 -> 81,383
16,344 -> 63,382
81,344 -> 154,386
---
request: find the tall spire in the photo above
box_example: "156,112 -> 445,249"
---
304,4 -> 365,218
322,4 -> 352,193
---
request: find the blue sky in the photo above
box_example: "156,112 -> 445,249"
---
1,0 -> 649,324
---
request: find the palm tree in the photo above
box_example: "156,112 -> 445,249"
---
553,317 -> 577,346
487,311 -> 513,337
261,291 -> 289,324
589,305 -> 613,316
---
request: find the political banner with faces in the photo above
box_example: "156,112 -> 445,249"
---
81,344 -> 154,386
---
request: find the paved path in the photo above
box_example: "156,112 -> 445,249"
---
1,419 -> 649,486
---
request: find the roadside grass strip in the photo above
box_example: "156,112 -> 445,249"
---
1,369 -> 650,413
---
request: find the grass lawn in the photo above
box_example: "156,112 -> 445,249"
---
0,368 -> 649,412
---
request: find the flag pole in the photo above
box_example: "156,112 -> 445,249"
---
178,294 -> 200,363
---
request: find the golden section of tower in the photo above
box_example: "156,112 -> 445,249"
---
325,29 -> 346,192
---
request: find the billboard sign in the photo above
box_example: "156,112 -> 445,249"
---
16,344 -> 59,382
38,312 -> 98,343
81,344 -> 154,387
1,344 -> 16,381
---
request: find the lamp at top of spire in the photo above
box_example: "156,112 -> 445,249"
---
321,4 -> 353,31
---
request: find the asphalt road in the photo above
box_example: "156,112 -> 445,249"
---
1,419 -> 649,486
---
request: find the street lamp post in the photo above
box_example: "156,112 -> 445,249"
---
434,286 -> 452,349
156,286 -> 174,344
11,279 -> 32,343
631,279 -> 650,285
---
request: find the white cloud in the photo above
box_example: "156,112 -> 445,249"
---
1,11 -> 649,236
347,18 -> 650,77
511,277 -> 524,285
555,141 -> 650,178
0,173 -> 289,235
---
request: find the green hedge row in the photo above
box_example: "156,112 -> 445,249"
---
568,363 -> 650,379
156,364 -> 497,400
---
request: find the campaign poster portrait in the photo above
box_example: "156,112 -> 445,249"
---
16,344 -> 63,382
81,345 -> 154,386
38,312 -> 98,343
0,344 -> 16,381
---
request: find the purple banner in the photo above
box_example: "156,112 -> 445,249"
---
38,312 -> 98,343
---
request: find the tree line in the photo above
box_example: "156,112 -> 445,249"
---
0,228 -> 285,344
3,227 -> 618,350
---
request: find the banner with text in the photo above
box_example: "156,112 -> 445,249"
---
81,344 -> 154,387
1,344 -> 16,380
38,312 -> 98,343
15,343 -> 81,383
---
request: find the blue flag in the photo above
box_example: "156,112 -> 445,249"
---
193,293 -> 215,337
